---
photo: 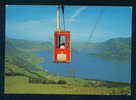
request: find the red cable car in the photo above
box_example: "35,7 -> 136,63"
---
54,6 -> 71,63
54,31 -> 71,63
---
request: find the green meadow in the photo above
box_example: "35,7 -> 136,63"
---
5,76 -> 130,95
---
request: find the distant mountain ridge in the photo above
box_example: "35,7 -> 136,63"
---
6,37 -> 131,63
6,37 -> 52,51
88,37 -> 131,63
73,37 -> 131,63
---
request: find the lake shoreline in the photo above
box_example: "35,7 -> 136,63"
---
35,50 -> 131,83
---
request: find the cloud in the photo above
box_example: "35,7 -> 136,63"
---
6,19 -> 55,41
68,7 -> 87,23
90,31 -> 131,42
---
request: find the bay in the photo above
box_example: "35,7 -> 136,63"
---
36,51 -> 131,83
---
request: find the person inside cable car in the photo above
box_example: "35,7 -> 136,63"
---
60,42 -> 65,49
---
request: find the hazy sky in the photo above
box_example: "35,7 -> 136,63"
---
6,5 -> 132,42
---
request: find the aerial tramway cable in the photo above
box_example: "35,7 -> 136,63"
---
87,8 -> 105,43
80,8 -> 105,52
61,5 -> 66,31
56,5 -> 65,31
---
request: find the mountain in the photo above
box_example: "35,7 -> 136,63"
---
6,37 -> 131,64
6,37 -> 52,51
72,37 -> 131,63
88,37 -> 131,63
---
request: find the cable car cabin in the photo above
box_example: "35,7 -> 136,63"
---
54,30 -> 71,63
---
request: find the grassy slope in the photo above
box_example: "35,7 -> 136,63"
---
5,38 -> 48,79
5,37 -> 131,95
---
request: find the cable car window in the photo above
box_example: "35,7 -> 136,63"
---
58,35 -> 65,49
65,36 -> 70,48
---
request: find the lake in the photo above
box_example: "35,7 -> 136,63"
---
36,51 -> 131,83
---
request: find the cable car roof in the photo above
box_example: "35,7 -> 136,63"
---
55,30 -> 70,33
